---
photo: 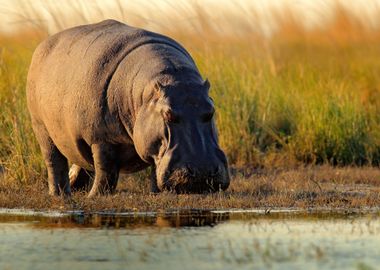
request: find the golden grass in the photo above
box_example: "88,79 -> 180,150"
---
0,2 -> 380,209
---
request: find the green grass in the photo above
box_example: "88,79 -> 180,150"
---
0,35 -> 45,184
2,4 -> 380,186
195,43 -> 380,166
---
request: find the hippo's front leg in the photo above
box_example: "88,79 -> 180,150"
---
88,143 -> 119,197
150,166 -> 159,193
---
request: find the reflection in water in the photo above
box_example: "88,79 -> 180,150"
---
0,210 -> 379,270
69,210 -> 230,228
0,209 -> 231,229
1,209 -> 375,229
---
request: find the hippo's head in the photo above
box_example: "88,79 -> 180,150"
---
133,77 -> 230,193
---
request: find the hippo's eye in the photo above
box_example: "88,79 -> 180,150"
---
201,111 -> 214,123
163,110 -> 179,124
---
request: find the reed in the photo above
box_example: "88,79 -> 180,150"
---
1,1 -> 380,185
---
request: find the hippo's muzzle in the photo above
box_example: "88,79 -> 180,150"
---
158,160 -> 230,193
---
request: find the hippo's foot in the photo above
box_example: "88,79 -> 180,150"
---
69,164 -> 94,192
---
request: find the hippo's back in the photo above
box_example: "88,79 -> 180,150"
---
27,19 -> 192,120
26,20 -> 194,168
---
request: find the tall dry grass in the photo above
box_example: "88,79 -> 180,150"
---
1,1 -> 380,185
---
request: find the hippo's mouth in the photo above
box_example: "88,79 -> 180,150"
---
160,168 -> 229,193
173,180 -> 229,193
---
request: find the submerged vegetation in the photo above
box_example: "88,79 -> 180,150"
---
0,2 -> 380,204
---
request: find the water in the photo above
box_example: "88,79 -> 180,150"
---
0,209 -> 379,270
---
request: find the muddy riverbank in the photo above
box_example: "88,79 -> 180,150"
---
1,166 -> 379,211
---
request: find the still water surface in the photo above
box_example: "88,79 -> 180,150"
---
0,209 -> 379,270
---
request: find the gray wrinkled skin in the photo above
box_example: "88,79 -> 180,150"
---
26,20 -> 230,197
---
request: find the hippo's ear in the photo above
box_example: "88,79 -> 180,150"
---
203,78 -> 210,92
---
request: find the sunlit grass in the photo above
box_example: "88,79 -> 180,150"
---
0,34 -> 45,184
1,2 -> 380,185
196,43 -> 380,166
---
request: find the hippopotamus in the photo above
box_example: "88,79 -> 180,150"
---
26,19 -> 230,197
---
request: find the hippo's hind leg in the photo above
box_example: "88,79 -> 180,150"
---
31,121 -> 70,196
88,143 -> 119,197
69,164 -> 94,192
